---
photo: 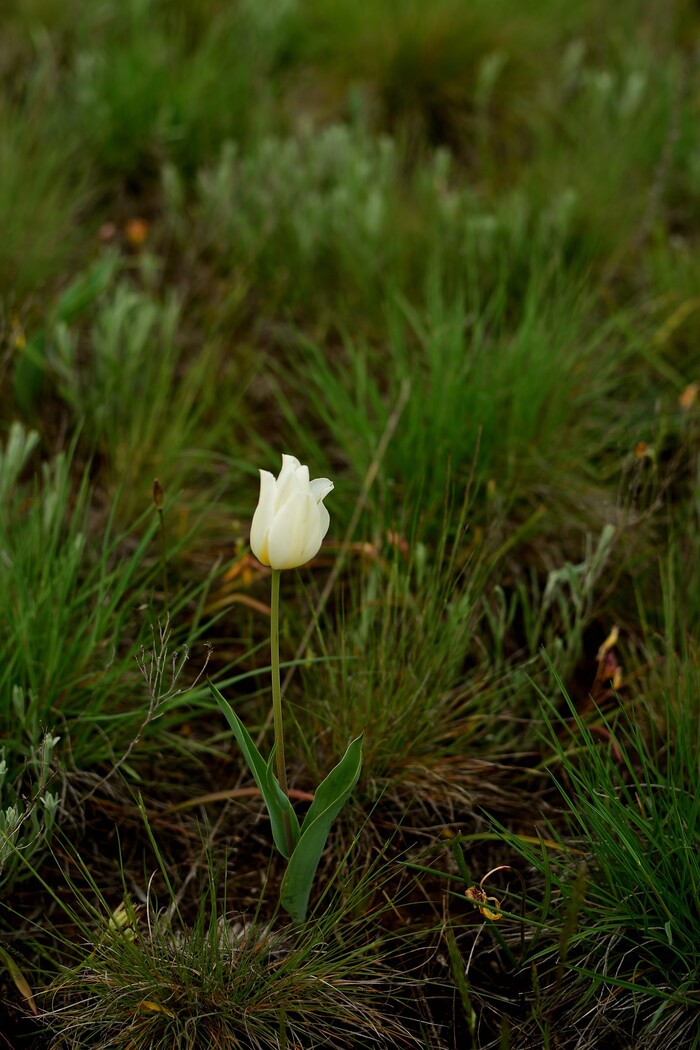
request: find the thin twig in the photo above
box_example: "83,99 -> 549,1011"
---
79,618 -> 212,805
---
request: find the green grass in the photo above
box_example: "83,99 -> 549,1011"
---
481,659 -> 700,1047
0,98 -> 85,301
26,826 -> 421,1050
1,1 -> 699,1045
271,274 -> 636,542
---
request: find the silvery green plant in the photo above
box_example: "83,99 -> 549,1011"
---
0,422 -> 40,503
0,725 -> 60,890
210,455 -> 362,924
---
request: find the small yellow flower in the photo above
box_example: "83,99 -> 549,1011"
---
465,884 -> 502,921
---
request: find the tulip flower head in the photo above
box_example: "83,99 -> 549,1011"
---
250,455 -> 333,570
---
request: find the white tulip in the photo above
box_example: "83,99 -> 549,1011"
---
250,454 -> 333,570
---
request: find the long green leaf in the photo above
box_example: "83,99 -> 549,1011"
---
208,680 -> 299,859
280,735 -> 363,923
266,749 -> 300,853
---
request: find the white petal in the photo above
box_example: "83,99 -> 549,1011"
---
309,477 -> 333,504
277,460 -> 308,509
278,454 -> 301,484
279,453 -> 301,470
316,500 -> 330,541
294,492 -> 326,565
250,469 -> 276,565
295,463 -> 310,491
266,489 -> 315,569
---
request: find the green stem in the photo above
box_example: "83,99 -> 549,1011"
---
270,569 -> 292,854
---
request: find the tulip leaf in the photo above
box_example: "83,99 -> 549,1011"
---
280,735 -> 363,924
208,680 -> 299,859
266,749 -> 300,855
